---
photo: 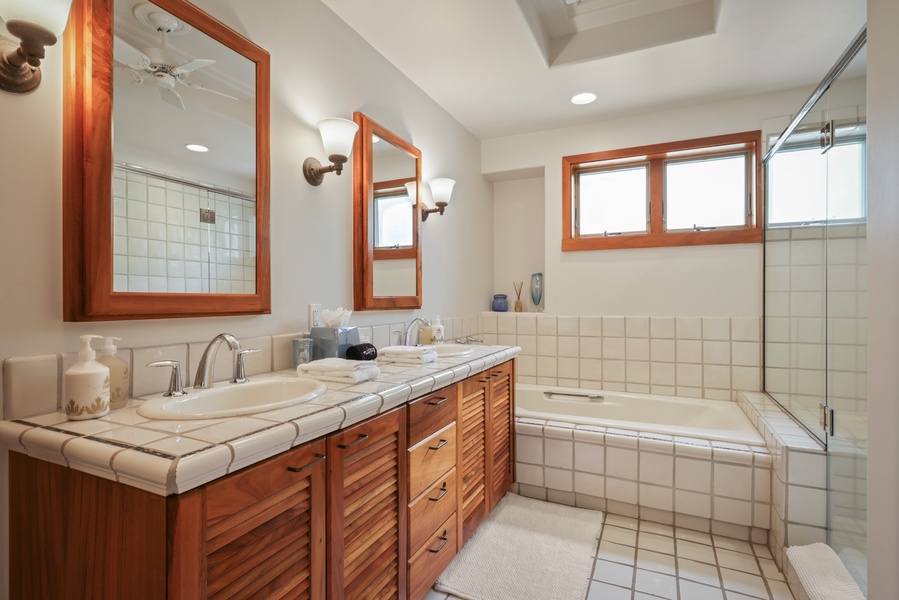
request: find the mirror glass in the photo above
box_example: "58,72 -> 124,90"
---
63,0 -> 271,320
112,0 -> 257,294
353,112 -> 422,310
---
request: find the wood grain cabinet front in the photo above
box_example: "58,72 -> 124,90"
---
327,406 -> 408,600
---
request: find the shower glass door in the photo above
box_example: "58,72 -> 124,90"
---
763,30 -> 867,593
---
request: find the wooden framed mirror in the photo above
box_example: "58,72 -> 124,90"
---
352,112 -> 422,310
63,0 -> 270,321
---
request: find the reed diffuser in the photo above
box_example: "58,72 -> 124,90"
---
513,282 -> 524,312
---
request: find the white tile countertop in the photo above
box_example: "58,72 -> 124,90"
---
0,345 -> 520,496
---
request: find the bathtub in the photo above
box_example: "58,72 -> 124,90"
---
516,383 -> 765,445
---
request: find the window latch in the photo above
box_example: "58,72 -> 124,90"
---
692,225 -> 717,232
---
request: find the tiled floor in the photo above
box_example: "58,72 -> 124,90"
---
426,514 -> 794,600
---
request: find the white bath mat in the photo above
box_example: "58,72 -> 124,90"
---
434,493 -> 604,600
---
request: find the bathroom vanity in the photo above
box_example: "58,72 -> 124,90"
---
5,348 -> 517,600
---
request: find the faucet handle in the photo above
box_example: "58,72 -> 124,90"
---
147,360 -> 186,397
232,348 -> 261,384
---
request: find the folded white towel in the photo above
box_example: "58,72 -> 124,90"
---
297,358 -> 374,373
785,543 -> 865,600
378,353 -> 438,365
379,345 -> 437,357
297,363 -> 380,384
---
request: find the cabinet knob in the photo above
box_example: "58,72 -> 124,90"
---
286,454 -> 325,472
428,531 -> 449,553
337,433 -> 369,449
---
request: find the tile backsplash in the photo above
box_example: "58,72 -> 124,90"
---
481,313 -> 761,400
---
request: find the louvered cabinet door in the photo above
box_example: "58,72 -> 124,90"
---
202,438 -> 327,600
458,374 -> 489,543
328,406 -> 408,600
488,360 -> 515,510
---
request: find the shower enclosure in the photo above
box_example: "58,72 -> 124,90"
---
763,28 -> 867,592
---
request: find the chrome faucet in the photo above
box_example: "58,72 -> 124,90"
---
193,333 -> 241,389
404,317 -> 432,346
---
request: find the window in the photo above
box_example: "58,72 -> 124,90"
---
563,131 -> 762,251
766,128 -> 865,227
372,177 -> 417,261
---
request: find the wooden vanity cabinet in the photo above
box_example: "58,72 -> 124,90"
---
406,388 -> 459,600
9,359 -> 515,600
10,438 -> 328,600
327,405 -> 408,599
458,359 -> 516,543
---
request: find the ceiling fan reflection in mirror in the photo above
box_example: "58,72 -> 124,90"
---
114,3 -> 238,110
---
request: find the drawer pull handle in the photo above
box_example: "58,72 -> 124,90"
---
428,531 -> 449,553
479,377 -> 491,382
338,434 -> 369,449
429,438 -> 448,451
427,397 -> 448,406
429,482 -> 449,502
287,454 -> 325,473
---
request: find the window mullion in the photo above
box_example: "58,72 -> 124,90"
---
649,158 -> 664,234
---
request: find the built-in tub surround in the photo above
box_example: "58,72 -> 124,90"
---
481,313 -> 761,401
515,413 -> 773,545
518,384 -> 765,445
0,343 -> 517,496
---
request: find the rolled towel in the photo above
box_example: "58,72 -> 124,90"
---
346,343 -> 378,361
298,361 -> 380,384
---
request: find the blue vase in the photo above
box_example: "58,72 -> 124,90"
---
492,294 -> 509,312
530,273 -> 543,311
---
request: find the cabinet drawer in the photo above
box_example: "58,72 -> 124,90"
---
409,387 -> 457,446
407,513 -> 457,600
409,422 -> 456,499
408,468 -> 457,553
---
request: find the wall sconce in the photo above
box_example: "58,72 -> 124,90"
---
303,117 -> 359,186
404,181 -> 417,205
422,178 -> 455,221
0,0 -> 73,94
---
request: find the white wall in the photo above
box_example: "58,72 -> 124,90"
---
0,1 -> 494,595
484,88 -> 814,317
865,0 -> 899,596
493,177 -> 545,307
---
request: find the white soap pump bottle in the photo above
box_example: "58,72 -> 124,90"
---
432,316 -> 445,344
64,334 -> 110,420
98,336 -> 130,410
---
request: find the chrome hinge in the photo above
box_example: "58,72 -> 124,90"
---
820,121 -> 834,153
821,403 -> 835,436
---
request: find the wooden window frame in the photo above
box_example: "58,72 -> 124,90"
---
562,131 -> 763,251
373,176 -> 417,260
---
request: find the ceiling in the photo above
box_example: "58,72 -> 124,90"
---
320,0 -> 867,140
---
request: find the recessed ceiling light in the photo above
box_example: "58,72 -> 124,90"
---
185,144 -> 209,153
571,92 -> 596,105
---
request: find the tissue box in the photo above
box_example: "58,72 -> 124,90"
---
310,326 -> 360,360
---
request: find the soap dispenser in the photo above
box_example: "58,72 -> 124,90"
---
98,336 -> 130,409
64,335 -> 110,420
432,316 -> 445,344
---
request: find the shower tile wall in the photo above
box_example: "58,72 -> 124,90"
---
112,167 -> 257,294
482,314 -> 761,400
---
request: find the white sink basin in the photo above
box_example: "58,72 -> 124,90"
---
137,376 -> 327,420
431,343 -> 474,357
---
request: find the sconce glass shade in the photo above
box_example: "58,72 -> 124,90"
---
404,181 -> 417,206
428,178 -> 455,206
0,0 -> 74,37
318,117 -> 358,160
